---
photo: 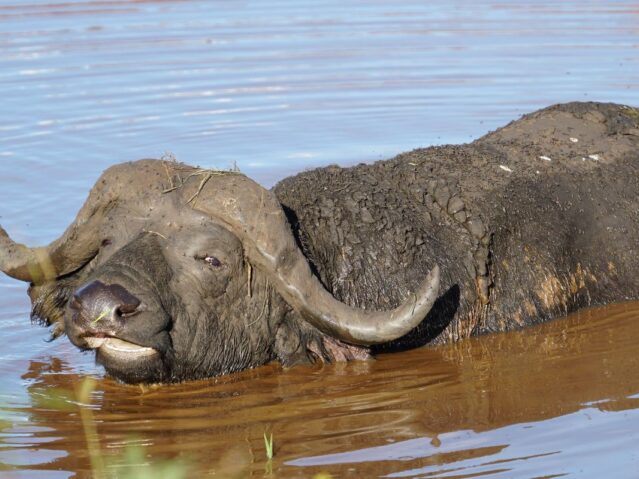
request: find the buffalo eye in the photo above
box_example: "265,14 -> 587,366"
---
205,256 -> 222,267
197,255 -> 222,268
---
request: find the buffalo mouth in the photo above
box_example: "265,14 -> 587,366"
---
82,335 -> 158,360
78,332 -> 168,384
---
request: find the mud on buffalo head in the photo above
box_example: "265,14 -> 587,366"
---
0,160 -> 439,383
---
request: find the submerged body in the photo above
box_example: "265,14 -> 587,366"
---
275,101 -> 639,347
1,101 -> 637,383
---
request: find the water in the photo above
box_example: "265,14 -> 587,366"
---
0,1 -> 637,477
2,303 -> 639,477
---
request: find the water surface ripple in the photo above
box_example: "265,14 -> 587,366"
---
0,1 -> 638,477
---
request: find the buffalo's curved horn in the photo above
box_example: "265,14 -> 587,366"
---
192,173 -> 440,345
0,192 -> 112,284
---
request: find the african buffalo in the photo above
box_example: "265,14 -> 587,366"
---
1,101 -> 637,383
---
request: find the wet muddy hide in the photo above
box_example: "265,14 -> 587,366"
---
274,101 -> 639,346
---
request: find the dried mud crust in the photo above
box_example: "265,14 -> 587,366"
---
274,102 -> 639,347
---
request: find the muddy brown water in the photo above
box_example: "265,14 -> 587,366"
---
1,302 -> 638,477
1,1 -> 638,477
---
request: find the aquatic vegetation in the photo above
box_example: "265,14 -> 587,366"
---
264,432 -> 274,460
38,379 -> 191,479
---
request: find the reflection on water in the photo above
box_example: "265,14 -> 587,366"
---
1,0 -> 638,477
1,302 -> 638,477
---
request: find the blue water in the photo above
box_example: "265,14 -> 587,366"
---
290,406 -> 639,478
0,1 -> 637,477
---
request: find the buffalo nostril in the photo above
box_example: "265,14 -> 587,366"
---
108,284 -> 141,315
115,303 -> 139,317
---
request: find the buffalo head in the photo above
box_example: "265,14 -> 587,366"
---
0,160 -> 439,383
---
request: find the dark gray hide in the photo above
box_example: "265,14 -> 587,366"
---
275,101 -> 639,350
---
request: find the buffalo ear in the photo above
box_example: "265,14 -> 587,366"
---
273,311 -> 370,367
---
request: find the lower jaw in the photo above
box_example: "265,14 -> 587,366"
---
95,345 -> 166,384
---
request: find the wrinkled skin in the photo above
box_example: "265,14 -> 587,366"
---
2,101 -> 638,383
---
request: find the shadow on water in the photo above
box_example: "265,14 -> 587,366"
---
1,301 -> 638,477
